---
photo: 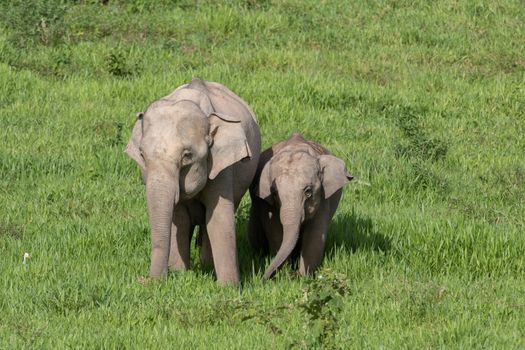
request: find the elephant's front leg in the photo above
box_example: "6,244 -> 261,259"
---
299,204 -> 330,276
201,172 -> 240,285
168,205 -> 192,272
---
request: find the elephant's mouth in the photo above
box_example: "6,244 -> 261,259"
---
179,167 -> 208,201
304,202 -> 317,220
178,184 -> 202,201
178,191 -> 197,202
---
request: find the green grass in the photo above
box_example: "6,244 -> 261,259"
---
1,0 -> 524,348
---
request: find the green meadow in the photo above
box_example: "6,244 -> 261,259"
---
1,0 -> 524,348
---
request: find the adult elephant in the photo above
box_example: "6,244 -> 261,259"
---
125,78 -> 261,285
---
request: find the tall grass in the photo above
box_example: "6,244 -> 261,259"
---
1,0 -> 524,348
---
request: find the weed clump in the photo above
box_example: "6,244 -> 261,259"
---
394,106 -> 448,162
0,0 -> 69,47
292,269 -> 351,349
0,223 -> 24,240
105,48 -> 142,78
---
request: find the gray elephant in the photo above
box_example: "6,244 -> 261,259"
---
249,133 -> 353,279
125,78 -> 261,285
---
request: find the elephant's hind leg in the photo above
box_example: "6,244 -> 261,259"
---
248,202 -> 269,256
198,226 -> 214,268
168,205 -> 192,272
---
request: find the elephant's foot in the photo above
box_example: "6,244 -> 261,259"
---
168,243 -> 191,272
168,260 -> 189,272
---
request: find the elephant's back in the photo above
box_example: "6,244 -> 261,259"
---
203,81 -> 258,124
165,79 -> 257,125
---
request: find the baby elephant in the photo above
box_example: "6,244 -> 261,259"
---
249,133 -> 353,279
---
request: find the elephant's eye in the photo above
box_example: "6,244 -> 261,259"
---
181,150 -> 193,165
304,186 -> 312,198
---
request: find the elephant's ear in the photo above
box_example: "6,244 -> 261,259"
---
125,112 -> 146,172
319,155 -> 353,199
255,161 -> 273,205
207,112 -> 251,180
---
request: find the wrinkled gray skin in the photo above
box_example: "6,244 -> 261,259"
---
125,78 -> 261,285
249,134 -> 352,279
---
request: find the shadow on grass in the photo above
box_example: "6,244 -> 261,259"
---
326,211 -> 391,257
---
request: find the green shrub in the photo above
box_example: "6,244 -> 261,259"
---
105,47 -> 142,78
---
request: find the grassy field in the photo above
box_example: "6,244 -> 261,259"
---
1,0 -> 524,348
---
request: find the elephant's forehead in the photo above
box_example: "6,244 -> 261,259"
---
140,116 -> 208,162
143,110 -> 207,138
175,116 -> 208,137
272,151 -> 319,177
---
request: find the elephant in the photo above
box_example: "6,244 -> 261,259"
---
248,133 -> 353,279
125,78 -> 261,285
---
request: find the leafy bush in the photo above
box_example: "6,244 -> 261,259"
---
105,47 -> 142,78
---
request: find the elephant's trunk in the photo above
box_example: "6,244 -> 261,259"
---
146,166 -> 179,278
263,205 -> 302,279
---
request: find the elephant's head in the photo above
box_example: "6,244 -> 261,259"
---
125,99 -> 251,277
255,149 -> 352,278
